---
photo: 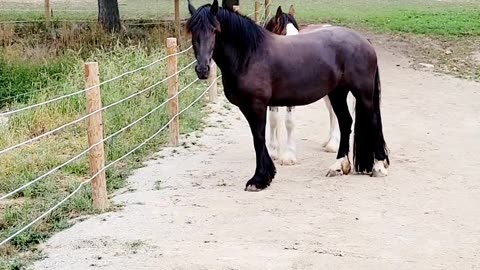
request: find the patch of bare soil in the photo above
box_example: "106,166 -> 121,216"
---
366,31 -> 480,81
29,40 -> 480,269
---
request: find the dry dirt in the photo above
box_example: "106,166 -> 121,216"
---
29,39 -> 480,269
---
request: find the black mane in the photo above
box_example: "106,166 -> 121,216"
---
187,4 -> 267,71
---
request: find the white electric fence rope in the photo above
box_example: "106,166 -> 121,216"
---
0,45 -> 193,118
0,60 -> 196,157
0,68 -> 199,201
0,75 -> 221,247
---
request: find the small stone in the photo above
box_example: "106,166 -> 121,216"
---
419,63 -> 434,69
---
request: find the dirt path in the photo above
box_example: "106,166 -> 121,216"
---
30,42 -> 480,269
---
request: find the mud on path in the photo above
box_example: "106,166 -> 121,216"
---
30,37 -> 480,269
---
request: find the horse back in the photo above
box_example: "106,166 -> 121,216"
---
263,26 -> 377,106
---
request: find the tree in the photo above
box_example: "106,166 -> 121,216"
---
98,0 -> 121,33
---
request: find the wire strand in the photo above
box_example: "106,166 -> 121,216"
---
0,60 -> 196,157
0,75 -> 221,247
0,76 -> 200,201
0,46 -> 193,117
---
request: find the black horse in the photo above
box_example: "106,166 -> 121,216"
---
186,0 -> 390,191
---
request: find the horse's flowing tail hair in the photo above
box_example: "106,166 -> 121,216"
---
353,65 -> 389,173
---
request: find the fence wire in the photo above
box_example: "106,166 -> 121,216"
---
0,75 -> 221,247
0,61 -> 198,200
0,45 -> 193,118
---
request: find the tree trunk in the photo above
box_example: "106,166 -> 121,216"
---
98,0 -> 121,33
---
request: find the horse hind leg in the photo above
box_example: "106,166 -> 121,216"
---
268,106 -> 280,160
325,87 -> 353,177
322,96 -> 340,153
279,106 -> 297,165
351,67 -> 389,177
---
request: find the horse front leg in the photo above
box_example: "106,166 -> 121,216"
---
268,106 -> 280,160
279,106 -> 297,165
241,103 -> 276,191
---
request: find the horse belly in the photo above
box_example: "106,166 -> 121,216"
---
270,83 -> 329,107
270,68 -> 339,107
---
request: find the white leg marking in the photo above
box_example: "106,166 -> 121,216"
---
347,92 -> 356,124
280,107 -> 297,165
323,96 -> 340,153
268,107 -> 280,160
326,157 -> 352,177
372,159 -> 388,177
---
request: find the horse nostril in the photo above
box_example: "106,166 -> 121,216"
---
196,65 -> 209,74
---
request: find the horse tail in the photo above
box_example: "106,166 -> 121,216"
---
353,65 -> 389,173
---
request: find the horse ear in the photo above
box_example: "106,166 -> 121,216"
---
276,6 -> 283,18
187,0 -> 196,15
211,0 -> 219,15
288,5 -> 295,16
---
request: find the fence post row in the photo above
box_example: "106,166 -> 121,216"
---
174,0 -> 181,47
84,62 -> 108,211
255,1 -> 260,24
167,37 -> 180,146
265,0 -> 271,20
44,0 -> 51,27
208,62 -> 218,102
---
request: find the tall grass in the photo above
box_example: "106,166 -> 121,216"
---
0,40 -> 206,269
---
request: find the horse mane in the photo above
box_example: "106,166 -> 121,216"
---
186,4 -> 221,34
186,4 -> 267,71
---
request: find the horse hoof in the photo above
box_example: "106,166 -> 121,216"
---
371,170 -> 387,177
341,159 -> 352,175
326,157 -> 351,177
371,159 -> 388,177
244,180 -> 270,192
279,151 -> 297,166
280,159 -> 296,166
326,169 -> 343,177
245,185 -> 263,192
323,138 -> 339,153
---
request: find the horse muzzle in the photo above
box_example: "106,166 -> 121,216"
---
195,64 -> 210,80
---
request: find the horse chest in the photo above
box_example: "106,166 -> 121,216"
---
223,86 -> 244,107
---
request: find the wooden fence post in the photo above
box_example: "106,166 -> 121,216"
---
265,0 -> 271,20
233,5 -> 240,12
174,0 -> 181,47
167,38 -> 180,146
84,62 -> 108,211
255,1 -> 260,23
208,62 -> 218,102
44,0 -> 51,27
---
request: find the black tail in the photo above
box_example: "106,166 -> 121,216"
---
353,66 -> 389,173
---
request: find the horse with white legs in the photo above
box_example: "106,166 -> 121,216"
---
264,5 -> 356,166
187,0 -> 390,191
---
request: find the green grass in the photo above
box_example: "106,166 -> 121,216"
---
1,0 -> 479,36
299,7 -> 480,37
0,0 -> 478,268
0,42 -> 208,269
